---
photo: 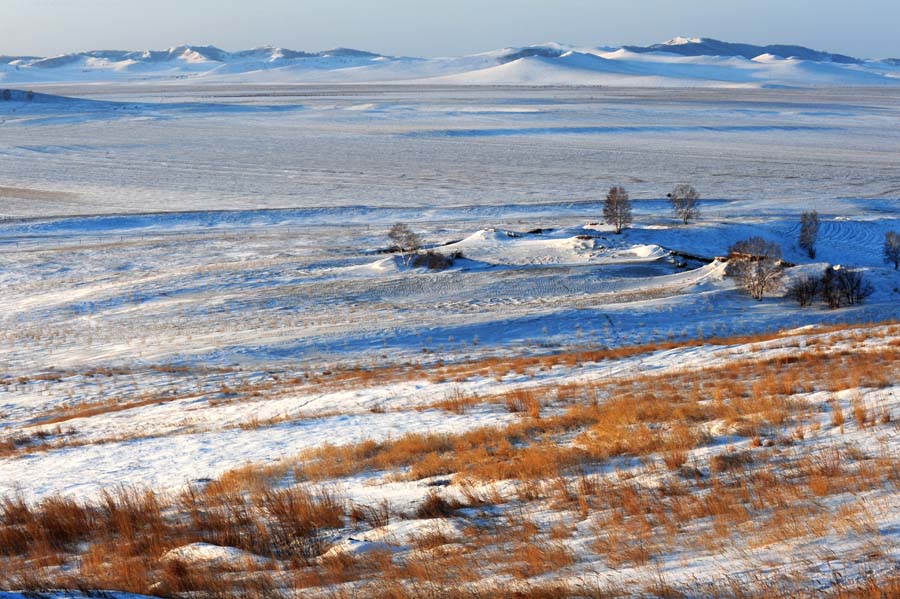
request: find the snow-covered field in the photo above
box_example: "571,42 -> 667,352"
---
1,82 -> 900,596
1,85 -> 900,218
3,204 -> 899,500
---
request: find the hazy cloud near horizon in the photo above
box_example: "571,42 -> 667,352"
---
0,0 -> 897,58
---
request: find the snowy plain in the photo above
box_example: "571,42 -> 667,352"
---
0,56 -> 900,595
1,82 -> 900,500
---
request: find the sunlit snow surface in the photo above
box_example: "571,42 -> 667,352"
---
0,85 -> 899,502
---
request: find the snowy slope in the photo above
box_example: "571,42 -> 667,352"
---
441,228 -> 668,265
431,47 -> 900,88
422,52 -> 706,88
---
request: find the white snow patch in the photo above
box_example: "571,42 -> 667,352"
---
161,542 -> 270,568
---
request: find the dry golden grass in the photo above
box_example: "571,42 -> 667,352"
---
3,322 -> 900,597
504,388 -> 542,418
0,428 -> 61,458
431,387 -> 480,414
192,334 -> 900,503
503,541 -> 577,579
33,391 -> 192,426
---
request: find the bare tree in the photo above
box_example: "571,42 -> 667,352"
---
799,210 -> 820,259
727,237 -> 783,300
884,231 -> 900,271
820,267 -> 842,309
787,275 -> 820,307
668,184 -> 700,225
388,223 -> 422,266
835,268 -> 874,306
603,185 -> 632,234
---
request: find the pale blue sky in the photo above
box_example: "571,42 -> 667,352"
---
1,0 -> 897,58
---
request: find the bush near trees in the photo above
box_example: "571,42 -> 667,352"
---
792,266 -> 874,308
823,267 -> 874,308
412,250 -> 462,271
787,275 -> 820,307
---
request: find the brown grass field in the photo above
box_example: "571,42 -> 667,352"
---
2,322 -> 900,598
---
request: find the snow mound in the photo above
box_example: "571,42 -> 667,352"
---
323,517 -> 464,559
615,244 -> 668,259
442,228 -> 667,266
320,537 -> 399,558
161,543 -> 270,569
363,517 -> 464,545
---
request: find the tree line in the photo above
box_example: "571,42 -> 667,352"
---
600,185 -> 897,305
388,185 -> 899,307
602,184 -> 700,234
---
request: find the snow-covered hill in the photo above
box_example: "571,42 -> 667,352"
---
1,39 -> 899,87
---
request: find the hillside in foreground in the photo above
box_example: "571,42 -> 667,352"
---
2,321 -> 900,597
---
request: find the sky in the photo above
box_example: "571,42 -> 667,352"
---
1,0 -> 898,59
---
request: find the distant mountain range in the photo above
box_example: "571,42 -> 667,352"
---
0,45 -> 381,68
2,38 -> 899,88
624,37 -> 865,64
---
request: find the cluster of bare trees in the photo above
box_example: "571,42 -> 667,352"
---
787,267 -> 873,308
387,223 -> 461,270
787,275 -> 821,307
725,210 -> 896,307
388,223 -> 422,266
727,235 -> 876,307
822,267 -> 874,308
602,184 -> 700,233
